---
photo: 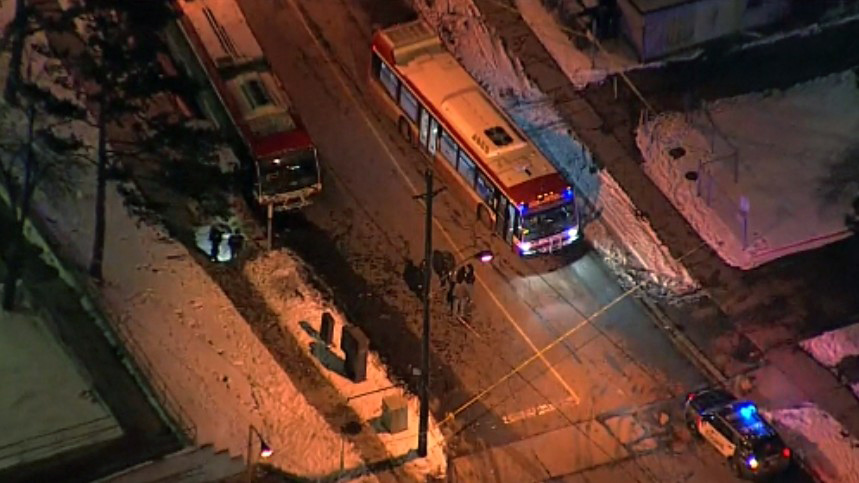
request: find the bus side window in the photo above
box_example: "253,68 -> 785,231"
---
475,169 -> 496,209
399,87 -> 419,123
378,59 -> 399,100
439,129 -> 458,168
457,150 -> 476,186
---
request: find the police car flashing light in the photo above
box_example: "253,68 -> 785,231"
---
684,388 -> 791,479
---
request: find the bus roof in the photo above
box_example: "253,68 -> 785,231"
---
374,20 -> 565,206
176,0 -> 311,158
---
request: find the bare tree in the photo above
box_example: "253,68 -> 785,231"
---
40,0 -> 219,281
0,40 -> 86,310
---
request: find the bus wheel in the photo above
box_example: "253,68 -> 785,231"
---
398,117 -> 413,145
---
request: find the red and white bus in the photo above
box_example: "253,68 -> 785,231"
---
172,0 -> 321,211
369,20 -> 580,255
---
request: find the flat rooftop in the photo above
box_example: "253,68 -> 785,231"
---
0,311 -> 123,470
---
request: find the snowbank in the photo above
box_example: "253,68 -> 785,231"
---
513,0 -> 607,89
415,0 -> 698,298
801,323 -> 859,401
766,404 -> 859,483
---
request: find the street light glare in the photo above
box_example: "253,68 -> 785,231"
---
476,250 -> 494,263
259,440 -> 273,458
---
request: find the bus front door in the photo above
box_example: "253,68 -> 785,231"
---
419,109 -> 439,156
495,196 -> 515,244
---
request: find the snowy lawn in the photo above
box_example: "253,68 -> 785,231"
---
638,71 -> 859,269
801,323 -> 859,401
766,404 -> 859,483
0,311 -> 122,470
244,251 -> 447,479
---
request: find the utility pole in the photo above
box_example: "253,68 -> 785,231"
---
418,169 -> 435,458
414,169 -> 492,457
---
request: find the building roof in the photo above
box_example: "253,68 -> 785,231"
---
625,0 -> 698,14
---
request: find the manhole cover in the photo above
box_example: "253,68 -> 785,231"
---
341,421 -> 362,435
669,147 -> 686,159
684,171 -> 699,181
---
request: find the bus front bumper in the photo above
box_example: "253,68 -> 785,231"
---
519,227 -> 580,256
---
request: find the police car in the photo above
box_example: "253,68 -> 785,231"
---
684,388 -> 792,479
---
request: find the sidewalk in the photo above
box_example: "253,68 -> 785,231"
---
463,0 -> 859,450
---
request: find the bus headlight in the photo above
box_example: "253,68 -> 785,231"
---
519,241 -> 532,253
566,227 -> 578,239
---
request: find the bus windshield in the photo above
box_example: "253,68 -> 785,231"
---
260,148 -> 319,195
521,201 -> 577,241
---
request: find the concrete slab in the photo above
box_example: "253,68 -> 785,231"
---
0,311 -> 122,470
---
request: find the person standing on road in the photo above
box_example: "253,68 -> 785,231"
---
208,224 -> 223,261
452,266 -> 468,317
463,263 -> 475,310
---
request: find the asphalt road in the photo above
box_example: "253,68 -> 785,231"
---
233,0 -> 758,480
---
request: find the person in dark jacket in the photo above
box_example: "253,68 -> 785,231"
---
208,224 -> 223,261
228,229 -> 244,261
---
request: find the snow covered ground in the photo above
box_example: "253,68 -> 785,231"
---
244,251 -> 446,478
513,0 -> 611,89
766,403 -> 859,483
415,0 -> 698,298
0,311 -> 123,470
801,322 -> 859,401
26,159 -> 367,477
638,71 -> 859,269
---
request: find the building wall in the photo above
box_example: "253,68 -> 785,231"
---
617,0 -> 647,59
618,0 -> 790,61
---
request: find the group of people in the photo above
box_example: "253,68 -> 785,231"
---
443,263 -> 476,318
208,224 -> 245,262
